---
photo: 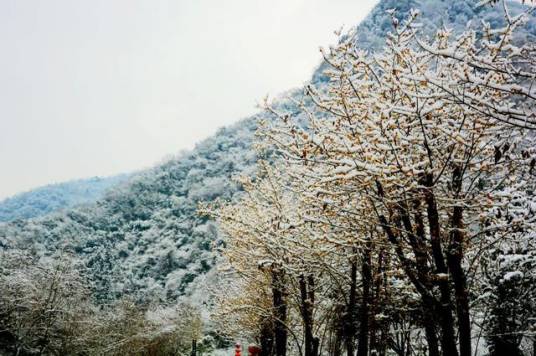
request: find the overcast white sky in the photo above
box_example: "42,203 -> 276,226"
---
0,0 -> 378,199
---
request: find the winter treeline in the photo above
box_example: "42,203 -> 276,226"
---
0,250 -> 208,355
0,175 -> 130,222
204,4 -> 536,356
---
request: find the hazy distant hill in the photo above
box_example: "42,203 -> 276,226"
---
0,175 -> 130,222
1,0 -> 534,303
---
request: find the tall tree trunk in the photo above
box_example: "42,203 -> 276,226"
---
411,202 -> 440,356
259,319 -> 274,356
375,255 -> 390,356
357,241 -> 372,356
379,215 -> 441,356
345,254 -> 358,356
272,269 -> 288,356
299,274 -> 316,356
420,298 -> 440,356
308,275 -> 319,356
369,249 -> 384,354
447,166 -> 471,356
422,173 -> 459,356
313,338 -> 320,356
191,339 -> 197,356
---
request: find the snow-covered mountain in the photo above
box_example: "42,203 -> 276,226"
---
0,175 -> 130,222
0,117 -> 264,301
1,0 -> 535,303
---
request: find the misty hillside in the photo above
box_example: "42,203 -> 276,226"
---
0,175 -> 130,223
1,0 -> 535,305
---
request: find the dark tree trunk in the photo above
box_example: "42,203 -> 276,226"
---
379,214 -> 444,356
423,174 -> 459,356
259,319 -> 274,356
411,202 -> 440,356
357,242 -> 372,356
191,339 -> 197,356
447,166 -> 472,356
369,249 -> 383,354
308,275 -> 318,356
312,337 -> 320,356
272,269 -> 288,356
299,274 -> 316,356
489,337 -> 523,356
420,298 -> 440,356
345,255 -> 358,356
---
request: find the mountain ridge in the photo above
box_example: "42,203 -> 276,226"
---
0,174 -> 131,223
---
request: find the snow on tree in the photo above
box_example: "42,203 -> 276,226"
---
206,3 -> 536,356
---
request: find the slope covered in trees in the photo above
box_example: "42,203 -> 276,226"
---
1,0 -> 535,305
0,117 -> 265,301
0,1 -> 535,354
0,175 -> 130,222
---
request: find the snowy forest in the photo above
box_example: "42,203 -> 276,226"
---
0,175 -> 130,222
1,0 -> 536,355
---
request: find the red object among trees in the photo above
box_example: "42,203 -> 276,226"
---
248,345 -> 261,356
235,343 -> 241,356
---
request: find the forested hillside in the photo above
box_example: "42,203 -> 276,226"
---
0,175 -> 130,222
0,112 -> 286,300
2,0 -> 533,304
0,1 -> 535,355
